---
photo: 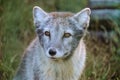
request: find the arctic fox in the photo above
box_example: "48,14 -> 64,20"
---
13,6 -> 91,80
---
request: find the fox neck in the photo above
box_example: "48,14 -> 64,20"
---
38,38 -> 86,80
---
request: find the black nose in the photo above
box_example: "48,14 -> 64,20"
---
49,49 -> 56,56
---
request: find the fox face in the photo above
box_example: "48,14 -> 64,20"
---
33,6 -> 90,60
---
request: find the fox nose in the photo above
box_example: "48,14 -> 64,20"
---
49,49 -> 56,56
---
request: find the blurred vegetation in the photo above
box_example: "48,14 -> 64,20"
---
0,0 -> 120,80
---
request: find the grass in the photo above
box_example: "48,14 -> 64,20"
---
0,0 -> 35,79
81,35 -> 120,80
0,0 -> 120,80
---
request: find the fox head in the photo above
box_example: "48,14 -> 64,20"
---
33,6 -> 91,60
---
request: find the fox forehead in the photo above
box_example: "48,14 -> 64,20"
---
38,12 -> 79,35
49,12 -> 74,18
42,12 -> 75,29
43,18 -> 74,34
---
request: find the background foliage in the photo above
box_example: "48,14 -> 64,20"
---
0,0 -> 120,80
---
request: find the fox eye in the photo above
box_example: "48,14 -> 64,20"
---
45,31 -> 50,37
63,33 -> 72,38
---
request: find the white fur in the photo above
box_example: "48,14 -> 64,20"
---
23,37 -> 86,80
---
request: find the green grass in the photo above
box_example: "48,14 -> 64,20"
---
81,36 -> 120,80
0,0 -> 120,80
0,0 -> 35,79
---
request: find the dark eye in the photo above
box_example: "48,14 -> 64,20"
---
63,33 -> 72,38
45,31 -> 50,37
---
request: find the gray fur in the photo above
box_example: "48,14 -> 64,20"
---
13,6 -> 91,80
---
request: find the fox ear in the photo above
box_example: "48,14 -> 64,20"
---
73,8 -> 91,28
33,6 -> 48,25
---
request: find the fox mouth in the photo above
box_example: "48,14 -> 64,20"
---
49,57 -> 59,61
50,57 -> 57,60
48,52 -> 70,61
64,52 -> 68,56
